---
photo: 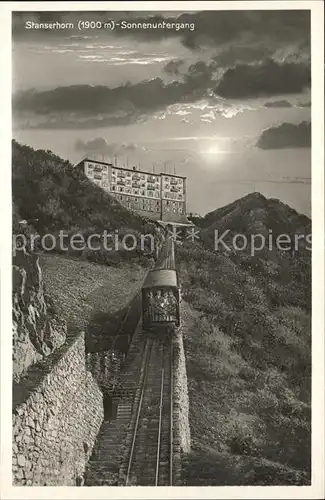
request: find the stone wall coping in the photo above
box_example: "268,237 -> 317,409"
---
12,330 -> 84,412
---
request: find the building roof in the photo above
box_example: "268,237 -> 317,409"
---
82,158 -> 114,167
157,220 -> 194,227
142,269 -> 178,289
160,172 -> 187,180
78,158 -> 186,179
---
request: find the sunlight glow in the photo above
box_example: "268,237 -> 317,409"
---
199,142 -> 231,165
204,146 -> 222,156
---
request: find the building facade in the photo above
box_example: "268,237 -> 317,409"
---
75,159 -> 188,223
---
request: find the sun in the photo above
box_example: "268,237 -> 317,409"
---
199,143 -> 229,166
204,146 -> 222,156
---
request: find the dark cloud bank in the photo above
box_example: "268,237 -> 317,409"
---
257,121 -> 311,150
214,59 -> 310,99
263,100 -> 293,108
13,58 -> 310,129
13,60 -> 216,128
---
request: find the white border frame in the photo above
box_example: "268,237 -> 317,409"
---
1,2 -> 324,499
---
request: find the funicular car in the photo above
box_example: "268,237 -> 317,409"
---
142,269 -> 180,329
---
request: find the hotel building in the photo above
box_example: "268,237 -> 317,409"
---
75,158 -> 188,224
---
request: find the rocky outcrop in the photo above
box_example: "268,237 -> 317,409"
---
12,247 -> 66,382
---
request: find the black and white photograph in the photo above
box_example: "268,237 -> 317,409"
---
1,1 -> 324,497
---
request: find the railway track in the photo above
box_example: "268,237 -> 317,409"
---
155,237 -> 175,270
121,337 -> 174,486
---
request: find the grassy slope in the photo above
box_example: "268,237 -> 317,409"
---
178,239 -> 310,485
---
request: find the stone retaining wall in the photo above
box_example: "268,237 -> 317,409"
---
12,332 -> 104,486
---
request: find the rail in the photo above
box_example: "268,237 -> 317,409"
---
155,236 -> 175,270
169,339 -> 173,485
155,365 -> 164,485
123,338 -> 174,486
125,339 -> 152,485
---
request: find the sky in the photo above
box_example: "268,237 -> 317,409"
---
12,10 -> 311,216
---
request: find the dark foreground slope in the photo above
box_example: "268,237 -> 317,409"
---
178,193 -> 311,485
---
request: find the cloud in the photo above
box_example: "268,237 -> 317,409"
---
297,100 -> 311,108
13,60 -> 216,128
257,121 -> 311,150
211,45 -> 274,67
15,113 -> 143,130
280,176 -> 311,184
163,59 -> 185,76
13,80 -> 180,127
263,100 -> 293,108
214,59 -> 310,98
75,138 -> 144,156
